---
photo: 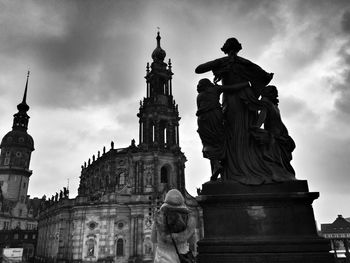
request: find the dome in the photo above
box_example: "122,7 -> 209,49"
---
152,47 -> 166,62
151,32 -> 166,62
1,130 -> 34,151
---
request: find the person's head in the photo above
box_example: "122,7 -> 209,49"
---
261,85 -> 279,105
197,78 -> 214,93
221,38 -> 242,55
160,189 -> 190,233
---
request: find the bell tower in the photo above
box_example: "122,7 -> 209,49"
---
0,71 -> 35,202
137,31 -> 180,151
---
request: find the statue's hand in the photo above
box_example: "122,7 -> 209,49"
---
213,75 -> 222,84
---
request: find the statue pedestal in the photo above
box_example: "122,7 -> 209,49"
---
196,180 -> 333,263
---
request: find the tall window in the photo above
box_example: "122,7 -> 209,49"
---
116,238 -> 124,256
164,128 -> 167,144
4,221 -> 10,230
161,166 -> 168,183
87,239 -> 95,257
119,172 -> 125,186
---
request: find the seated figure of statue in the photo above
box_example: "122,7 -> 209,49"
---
251,85 -> 296,180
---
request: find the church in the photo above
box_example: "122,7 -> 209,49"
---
35,32 -> 202,263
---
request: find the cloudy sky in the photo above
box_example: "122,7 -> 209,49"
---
0,0 -> 349,225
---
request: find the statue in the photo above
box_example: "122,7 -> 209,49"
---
59,190 -> 63,200
63,187 -> 69,198
196,78 -> 250,180
151,189 -> 195,263
251,85 -> 295,178
195,37 -> 295,184
55,192 -> 58,202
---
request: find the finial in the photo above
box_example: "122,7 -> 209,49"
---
103,146 -> 106,154
168,59 -> 172,71
92,155 -> 95,162
156,28 -> 161,47
88,158 -> 91,165
111,141 -> 114,149
146,62 -> 150,74
98,151 -> 100,158
84,161 -> 87,168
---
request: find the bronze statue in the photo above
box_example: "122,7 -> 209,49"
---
252,85 -> 295,179
195,37 -> 295,184
196,78 -> 250,180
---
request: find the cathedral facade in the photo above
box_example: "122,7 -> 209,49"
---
35,33 -> 202,263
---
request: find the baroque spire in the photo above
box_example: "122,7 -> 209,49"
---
13,71 -> 31,131
17,70 -> 30,112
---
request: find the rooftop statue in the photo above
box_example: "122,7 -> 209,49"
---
195,37 -> 295,184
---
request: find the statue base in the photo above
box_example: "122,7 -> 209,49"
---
196,180 -> 332,263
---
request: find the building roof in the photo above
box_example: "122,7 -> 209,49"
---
321,215 -> 350,234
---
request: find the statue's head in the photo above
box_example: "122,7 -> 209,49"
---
197,78 -> 214,93
221,38 -> 242,55
261,85 -> 279,105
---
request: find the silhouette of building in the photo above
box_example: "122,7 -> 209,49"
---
35,32 -> 202,263
320,214 -> 350,262
0,72 -> 41,262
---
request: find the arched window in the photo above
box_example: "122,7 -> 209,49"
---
144,237 -> 153,255
119,172 -> 125,185
160,166 -> 168,183
87,239 -> 95,257
116,238 -> 124,256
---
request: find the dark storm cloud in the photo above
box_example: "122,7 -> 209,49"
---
0,0 -> 150,109
342,10 -> 350,33
332,10 -> 350,115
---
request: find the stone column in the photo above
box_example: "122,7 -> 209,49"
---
344,239 -> 350,263
331,239 -> 338,259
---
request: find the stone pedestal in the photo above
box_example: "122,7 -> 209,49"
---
196,180 -> 333,263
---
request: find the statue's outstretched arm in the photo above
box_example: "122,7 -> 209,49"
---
218,81 -> 251,92
195,58 -> 225,74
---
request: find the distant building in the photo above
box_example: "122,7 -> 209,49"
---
0,73 -> 41,262
35,32 -> 202,263
320,214 -> 350,262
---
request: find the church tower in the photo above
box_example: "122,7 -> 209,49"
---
138,31 -> 180,151
0,72 -> 35,202
36,33 -> 200,263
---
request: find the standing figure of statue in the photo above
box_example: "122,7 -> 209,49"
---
196,78 -> 251,180
196,37 -> 296,184
152,189 -> 195,263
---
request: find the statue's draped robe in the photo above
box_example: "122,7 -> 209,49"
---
255,99 -> 296,179
197,55 -> 291,184
196,86 -> 225,160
